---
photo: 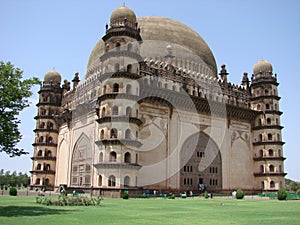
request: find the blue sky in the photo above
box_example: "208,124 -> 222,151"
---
1,0 -> 299,181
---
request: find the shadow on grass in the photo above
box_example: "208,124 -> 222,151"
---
0,206 -> 76,217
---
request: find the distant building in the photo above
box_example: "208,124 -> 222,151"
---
30,6 -> 286,194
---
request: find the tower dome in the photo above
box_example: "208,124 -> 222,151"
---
44,70 -> 62,85
110,6 -> 137,26
253,59 -> 273,75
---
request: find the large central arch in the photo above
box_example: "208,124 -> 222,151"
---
180,132 -> 222,192
70,133 -> 92,188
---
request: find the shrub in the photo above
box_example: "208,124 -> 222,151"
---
204,191 -> 209,199
297,189 -> 300,195
277,189 -> 287,200
122,190 -> 129,199
9,187 -> 17,196
236,189 -> 244,199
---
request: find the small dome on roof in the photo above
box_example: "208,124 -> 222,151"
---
253,59 -> 273,75
44,70 -> 62,84
110,6 -> 137,26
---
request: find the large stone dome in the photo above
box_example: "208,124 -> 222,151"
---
86,9 -> 217,78
253,59 -> 273,75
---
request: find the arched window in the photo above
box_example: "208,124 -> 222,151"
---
103,85 -> 107,94
278,149 -> 281,157
108,175 -> 116,187
46,164 -> 51,171
135,131 -> 139,139
110,128 -> 118,138
277,134 -> 280,141
102,107 -> 106,117
40,108 -> 46,116
114,63 -> 120,72
113,83 -> 119,93
172,85 -> 176,91
127,64 -> 132,73
258,119 -> 262,126
48,136 -> 53,143
269,164 -> 274,172
116,42 -> 121,51
98,175 -> 102,186
109,151 -> 117,162
112,106 -> 119,115
268,133 -> 272,141
39,136 -> 44,143
46,150 -> 52,157
99,152 -> 104,162
260,165 -> 264,173
270,181 -> 275,188
124,152 -> 131,163
274,103 -> 278,110
124,176 -> 130,187
136,153 -> 138,164
37,150 -> 43,157
158,82 -> 162,88
266,118 -> 271,125
268,149 -> 274,157
45,178 -> 50,186
266,104 -> 270,110
47,122 -> 54,129
37,164 -> 42,170
261,181 -> 265,189
265,89 -> 269,95
136,109 -> 139,117
40,122 -> 45,128
257,104 -> 261,110
126,84 -> 132,94
36,178 -> 40,185
100,130 -> 105,139
258,134 -> 263,141
259,149 -> 264,157
279,165 -> 282,172
127,43 -> 132,52
125,129 -> 131,139
126,107 -> 132,117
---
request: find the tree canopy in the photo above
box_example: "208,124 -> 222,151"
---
0,61 -> 40,157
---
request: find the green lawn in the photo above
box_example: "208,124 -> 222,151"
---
0,196 -> 299,225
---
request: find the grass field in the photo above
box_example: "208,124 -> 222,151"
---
0,196 -> 299,225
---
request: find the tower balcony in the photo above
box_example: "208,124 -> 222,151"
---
98,93 -> 140,102
253,141 -> 285,146
33,128 -> 59,133
96,116 -> 143,126
254,172 -> 287,177
95,139 -> 142,148
252,125 -> 284,131
251,95 -> 281,101
94,162 -> 142,170
253,156 -> 286,161
31,156 -> 57,161
30,170 -> 56,175
36,101 -> 61,107
32,142 -> 58,147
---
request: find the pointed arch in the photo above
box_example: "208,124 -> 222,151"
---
71,133 -> 92,187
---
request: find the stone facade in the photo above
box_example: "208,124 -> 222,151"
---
30,6 -> 286,193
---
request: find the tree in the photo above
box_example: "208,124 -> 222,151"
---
0,61 -> 40,157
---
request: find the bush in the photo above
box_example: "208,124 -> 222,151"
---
277,189 -> 287,200
296,189 -> 300,195
9,187 -> 18,196
122,190 -> 129,199
236,189 -> 244,199
204,191 -> 209,199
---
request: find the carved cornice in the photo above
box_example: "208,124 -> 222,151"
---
95,139 -> 142,148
